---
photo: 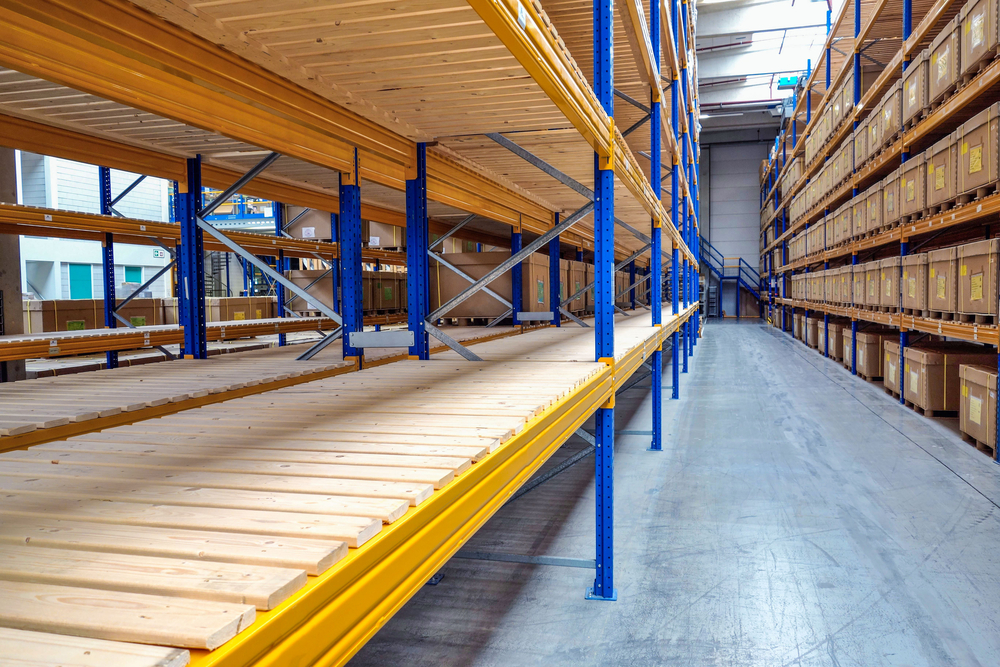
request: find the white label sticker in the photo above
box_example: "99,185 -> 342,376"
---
302,226 -> 316,238
44,214 -> 52,221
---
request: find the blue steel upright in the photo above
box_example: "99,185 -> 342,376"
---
406,143 -> 431,359
587,0 -> 616,603
549,222 -> 561,327
330,213 -> 340,313
274,203 -> 286,346
340,149 -> 363,361
98,166 -> 118,369
179,158 -> 207,359
670,70 -> 681,399
650,0 -> 663,449
511,230 -> 523,325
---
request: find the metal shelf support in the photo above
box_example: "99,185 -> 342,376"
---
275,202 -> 287,347
407,143 -> 431,360
98,166 -> 118,369
511,230 -> 523,325
650,0 -> 664,450
549,223 -> 561,327
341,149 -> 363,361
179,157 -> 207,359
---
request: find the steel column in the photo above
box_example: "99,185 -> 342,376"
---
650,0 -> 663,448
274,202 -> 286,346
178,158 -> 207,359
407,143 -> 431,359
899,240 -> 909,404
587,0 -> 616,603
330,213 -> 340,314
98,166 -> 118,369
340,149 -> 363,361
511,230 -> 523,325
549,225 -> 561,327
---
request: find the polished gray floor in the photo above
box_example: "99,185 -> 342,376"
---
350,320 -> 1000,667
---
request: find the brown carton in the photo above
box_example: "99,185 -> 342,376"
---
900,152 -> 927,219
883,167 -> 901,227
927,246 -> 959,314
866,182 -> 884,235
806,316 -> 820,348
960,364 -> 997,451
854,120 -> 868,166
566,260 -> 587,313
960,0 -> 999,78
857,330 -> 894,379
430,251 -> 550,318
817,320 -> 844,360
880,256 -> 901,309
840,266 -> 853,304
865,261 -> 881,307
925,133 -> 958,208
929,17 -> 962,104
903,343 -> 997,412
286,270 -> 335,312
21,300 -> 43,334
902,49 -> 929,126
881,81 -> 903,144
902,253 -> 929,313
853,264 -> 867,307
373,271 -> 401,310
852,194 -> 867,240
40,298 -> 164,331
884,339 -> 901,392
957,238 -> 1000,315
955,102 -> 1000,198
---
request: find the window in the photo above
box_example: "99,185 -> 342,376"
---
124,266 -> 143,284
68,263 -> 92,299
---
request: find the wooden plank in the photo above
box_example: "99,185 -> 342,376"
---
0,475 -> 409,524
0,518 -> 344,575
67,431 -> 492,462
0,580 -> 254,649
113,421 -> 513,443
0,628 -> 188,667
35,441 -> 474,475
0,546 -> 305,610
0,462 -> 435,506
0,494 -> 381,548
0,451 -> 455,490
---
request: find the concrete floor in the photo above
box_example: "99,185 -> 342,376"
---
349,319 -> 1000,667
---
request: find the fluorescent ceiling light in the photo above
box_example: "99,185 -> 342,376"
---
700,112 -> 745,119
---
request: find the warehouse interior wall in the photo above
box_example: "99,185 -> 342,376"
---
707,142 -> 768,317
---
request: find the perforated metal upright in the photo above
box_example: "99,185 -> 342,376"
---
650,0 -> 664,449
670,0 -> 681,401
511,229 -> 523,325
587,0 -> 616,603
330,212 -> 340,314
340,149 -> 363,361
407,143 -> 430,359
549,218 -> 561,327
274,202 -> 287,347
178,157 -> 207,359
98,166 -> 118,369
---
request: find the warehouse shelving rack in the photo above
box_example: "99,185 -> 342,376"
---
758,0 -> 1000,462
0,0 -> 701,663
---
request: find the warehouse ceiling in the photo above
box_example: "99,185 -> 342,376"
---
696,0 -> 844,143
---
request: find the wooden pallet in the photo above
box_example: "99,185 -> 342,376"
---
962,432 -> 997,459
904,399 -> 957,418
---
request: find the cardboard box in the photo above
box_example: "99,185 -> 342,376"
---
929,17 -> 962,104
866,182 -> 884,235
840,266 -> 853,304
367,221 -> 405,249
955,102 -> 1000,198
960,0 -> 999,78
40,298 -> 165,331
285,206 -> 332,240
851,194 -> 867,240
883,167 -> 901,226
806,316 -> 819,348
565,260 -> 587,312
372,271 -> 402,310
430,251 -> 550,318
904,343 -> 997,412
900,152 -> 927,219
22,300 -> 43,334
960,364 -> 997,450
865,261 -> 881,307
817,320 -> 845,359
853,264 -> 867,307
286,270 -> 335,312
880,256 -> 901,308
854,120 -> 868,166
927,245 -> 959,314
925,133 -> 958,208
957,238 -> 1000,315
902,253 -> 929,312
884,339 -> 901,392
902,49 -> 929,126
586,264 -> 595,312
858,330 -> 895,379
794,312 -> 803,340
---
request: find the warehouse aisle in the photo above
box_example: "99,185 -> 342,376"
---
350,319 -> 1000,667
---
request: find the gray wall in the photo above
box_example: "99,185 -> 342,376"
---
705,142 -> 768,316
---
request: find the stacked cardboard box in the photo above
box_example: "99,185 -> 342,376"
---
960,364 -> 997,453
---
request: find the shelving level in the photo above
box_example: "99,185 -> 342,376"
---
759,0 -> 1000,458
0,0 -> 700,665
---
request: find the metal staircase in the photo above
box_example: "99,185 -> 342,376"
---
699,237 -> 761,318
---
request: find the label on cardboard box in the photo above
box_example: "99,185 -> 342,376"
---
537,280 -> 544,304
908,278 -> 916,298
971,396 -> 983,425
937,275 -> 946,299
935,166 -> 945,190
960,264 -> 967,276
910,369 -> 919,394
129,316 -> 146,327
970,145 -> 983,174
233,311 -> 246,320
971,273 -> 984,300
67,320 -> 85,331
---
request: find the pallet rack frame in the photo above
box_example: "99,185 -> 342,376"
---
760,0 -> 1000,462
0,0 -> 701,661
